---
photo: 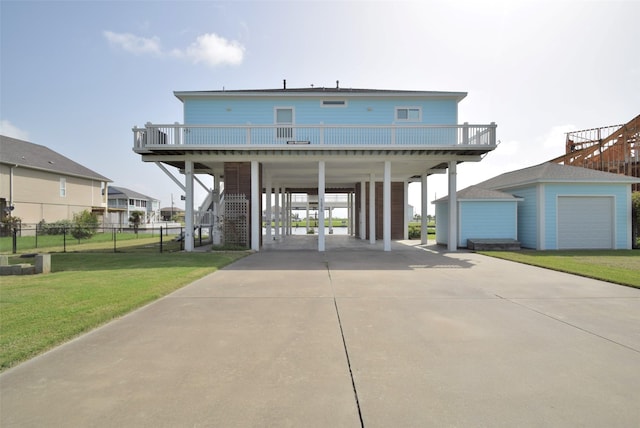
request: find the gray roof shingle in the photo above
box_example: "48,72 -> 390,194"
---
477,162 -> 640,190
175,87 -> 467,101
434,185 -> 522,203
0,135 -> 111,182
108,186 -> 156,201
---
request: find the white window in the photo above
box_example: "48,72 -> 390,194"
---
275,107 -> 294,139
59,178 -> 66,197
396,107 -> 421,122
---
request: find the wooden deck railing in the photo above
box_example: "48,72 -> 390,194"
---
133,123 -> 496,150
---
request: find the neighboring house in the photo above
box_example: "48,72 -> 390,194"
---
160,206 -> 184,222
132,84 -> 497,251
107,186 -> 160,227
436,162 -> 640,250
0,135 -> 111,226
434,186 -> 522,248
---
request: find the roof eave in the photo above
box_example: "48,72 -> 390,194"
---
174,89 -> 468,102
0,161 -> 112,183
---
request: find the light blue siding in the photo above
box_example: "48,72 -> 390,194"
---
435,202 -> 449,245
183,97 -> 458,125
458,201 -> 518,247
543,183 -> 630,249
501,186 -> 538,249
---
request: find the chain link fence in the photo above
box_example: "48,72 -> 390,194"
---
0,223 -> 213,254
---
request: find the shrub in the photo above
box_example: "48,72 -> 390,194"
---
40,219 -> 72,235
71,210 -> 98,240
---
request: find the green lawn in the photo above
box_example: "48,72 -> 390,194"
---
0,231 -> 190,254
0,251 -> 248,371
478,250 -> 640,289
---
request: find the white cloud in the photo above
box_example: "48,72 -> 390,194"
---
103,30 -> 244,67
184,33 -> 245,67
103,31 -> 162,55
0,120 -> 29,140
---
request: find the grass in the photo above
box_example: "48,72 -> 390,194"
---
0,251 -> 248,371
478,250 -> 640,289
0,231 -> 190,254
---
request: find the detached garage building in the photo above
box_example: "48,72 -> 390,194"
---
471,162 -> 639,250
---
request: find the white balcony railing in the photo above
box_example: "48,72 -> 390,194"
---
133,123 -> 496,150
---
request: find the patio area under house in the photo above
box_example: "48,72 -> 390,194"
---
132,83 -> 497,252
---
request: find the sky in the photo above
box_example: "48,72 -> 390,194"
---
1,0 -> 639,216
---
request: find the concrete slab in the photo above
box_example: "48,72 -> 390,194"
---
1,241 -> 639,427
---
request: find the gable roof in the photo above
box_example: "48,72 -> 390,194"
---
0,135 -> 111,182
433,185 -> 523,203
477,162 -> 640,190
175,87 -> 467,102
108,186 -> 157,201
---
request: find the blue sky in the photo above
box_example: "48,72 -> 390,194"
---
2,0 -> 639,215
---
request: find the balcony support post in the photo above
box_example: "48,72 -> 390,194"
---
274,185 -> 280,240
360,180 -> 366,240
318,161 -> 325,252
403,180 -> 409,240
447,161 -> 457,251
383,161 -> 391,251
251,160 -> 260,251
265,173 -> 272,242
184,160 -> 194,252
421,173 -> 429,244
369,173 -> 376,244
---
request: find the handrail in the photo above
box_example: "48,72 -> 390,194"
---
133,122 -> 497,150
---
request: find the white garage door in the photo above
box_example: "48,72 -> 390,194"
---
557,196 -> 614,249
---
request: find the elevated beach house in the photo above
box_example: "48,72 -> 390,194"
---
132,83 -> 497,251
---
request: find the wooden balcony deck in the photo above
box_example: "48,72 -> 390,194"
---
133,123 -> 497,153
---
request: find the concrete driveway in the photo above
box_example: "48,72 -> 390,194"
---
2,240 -> 639,427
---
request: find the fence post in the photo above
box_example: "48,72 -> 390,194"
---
12,228 -> 17,254
63,226 -> 67,253
35,224 -> 38,249
113,227 -> 116,253
160,226 -> 163,253
199,226 -> 202,246
181,227 -> 184,251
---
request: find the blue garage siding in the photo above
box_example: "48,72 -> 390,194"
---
458,201 -> 518,247
543,183 -> 630,249
502,186 -> 538,249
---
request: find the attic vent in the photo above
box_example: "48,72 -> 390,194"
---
321,100 -> 347,107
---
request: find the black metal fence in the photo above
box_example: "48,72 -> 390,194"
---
0,223 -> 213,254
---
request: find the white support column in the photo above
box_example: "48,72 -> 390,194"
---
328,207 -> 333,234
383,161 -> 391,251
369,173 -> 376,244
251,161 -> 260,251
348,192 -> 353,236
288,193 -> 293,235
280,186 -> 286,237
360,180 -> 366,240
306,202 -> 310,232
421,173 -> 428,245
284,192 -> 289,236
274,185 -> 280,240
265,174 -> 272,242
318,161 -> 326,252
184,160 -> 194,252
213,174 -> 221,246
448,161 -> 457,251
403,180 -> 409,240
